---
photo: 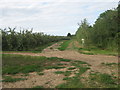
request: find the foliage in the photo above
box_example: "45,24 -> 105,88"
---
67,33 -> 71,37
75,7 -> 118,51
1,28 -> 70,51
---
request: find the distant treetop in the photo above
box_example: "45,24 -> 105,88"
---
67,33 -> 71,37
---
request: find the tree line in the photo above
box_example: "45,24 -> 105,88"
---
1,27 -> 70,51
75,5 -> 119,51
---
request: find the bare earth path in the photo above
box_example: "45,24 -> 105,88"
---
2,41 -> 118,88
3,41 -> 118,74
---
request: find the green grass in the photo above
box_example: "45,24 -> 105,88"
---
37,72 -> 44,75
78,47 -> 117,56
21,73 -> 29,76
32,86 -> 44,88
101,62 -> 118,66
88,72 -> 118,88
54,71 -> 65,74
79,52 -> 94,55
45,66 -> 66,69
56,76 -> 84,88
55,71 -> 72,76
2,76 -> 27,82
68,67 -> 76,70
54,70 -> 72,76
74,60 -> 88,64
63,77 -> 73,80
56,61 -> 90,88
2,54 -> 68,75
63,71 -> 72,76
99,74 -> 116,84
58,40 -> 71,51
57,63 -> 67,65
54,61 -> 90,88
60,59 -> 71,62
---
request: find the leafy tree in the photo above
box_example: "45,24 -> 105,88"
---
1,28 -> 69,51
75,7 -> 118,51
76,19 -> 92,47
67,33 -> 71,37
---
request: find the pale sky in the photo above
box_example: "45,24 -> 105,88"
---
0,0 -> 119,36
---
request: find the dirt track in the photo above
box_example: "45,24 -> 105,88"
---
3,42 -> 118,74
2,42 -> 118,88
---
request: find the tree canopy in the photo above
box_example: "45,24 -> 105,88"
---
75,7 -> 118,50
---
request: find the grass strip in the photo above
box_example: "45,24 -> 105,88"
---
58,40 -> 71,51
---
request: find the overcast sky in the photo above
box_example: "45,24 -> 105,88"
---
0,0 -> 119,36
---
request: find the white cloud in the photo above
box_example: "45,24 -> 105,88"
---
0,0 -> 118,35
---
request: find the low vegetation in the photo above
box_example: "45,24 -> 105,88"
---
78,47 -> 117,56
54,71 -> 65,74
2,54 -> 91,88
101,62 -> 118,68
1,2 -> 119,89
58,40 -> 71,51
59,59 -> 71,62
68,67 -> 76,70
56,70 -> 89,88
55,61 -> 90,88
2,76 -> 27,82
2,54 -> 118,88
2,54 -> 70,75
87,72 -> 118,88
37,72 -> 44,75
1,27 -> 70,51
32,86 -> 44,88
45,66 -> 66,69
75,7 -> 119,51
